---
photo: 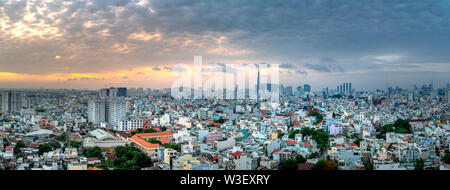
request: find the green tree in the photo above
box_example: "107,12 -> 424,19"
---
442,154 -> 450,164
378,119 -> 412,135
114,145 -> 152,170
288,130 -> 301,139
131,128 -> 156,135
67,141 -> 82,149
213,118 -> 225,123
83,146 -> 103,158
299,127 -> 330,150
162,143 -> 181,152
280,159 -> 298,170
295,155 -> 307,163
108,129 -> 117,134
56,133 -> 67,142
354,138 -> 363,146
415,158 -> 425,170
14,140 -> 26,154
310,111 -> 324,125
364,162 -> 374,170
3,138 -> 10,146
312,160 -> 338,170
38,142 -> 61,155
146,138 -> 162,144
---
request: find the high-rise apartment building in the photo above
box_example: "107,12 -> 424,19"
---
303,84 -> 311,93
1,91 -> 25,113
99,87 -> 127,98
88,98 -> 126,127
446,89 -> 450,103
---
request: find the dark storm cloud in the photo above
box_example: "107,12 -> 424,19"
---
1,0 -> 450,88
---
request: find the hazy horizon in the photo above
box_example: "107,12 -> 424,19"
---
1,0 -> 449,90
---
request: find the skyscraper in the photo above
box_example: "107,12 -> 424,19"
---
296,86 -> 303,96
1,91 -> 24,113
303,84 -> 311,93
88,98 -> 126,127
446,89 -> 450,103
100,87 -> 127,98
349,83 -> 352,93
117,87 -> 127,97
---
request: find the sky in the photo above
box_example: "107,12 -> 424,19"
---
0,0 -> 450,91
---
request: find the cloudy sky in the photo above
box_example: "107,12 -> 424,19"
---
1,0 -> 449,90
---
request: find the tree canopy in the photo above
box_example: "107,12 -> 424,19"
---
378,119 -> 412,135
312,160 -> 338,170
279,159 -> 298,170
39,142 -> 61,155
299,127 -> 330,150
83,146 -> 103,158
443,154 -> 450,164
114,145 -> 152,170
415,158 -> 424,170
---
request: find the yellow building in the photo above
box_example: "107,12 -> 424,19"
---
164,148 -> 178,164
270,132 -> 278,140
130,135 -> 160,156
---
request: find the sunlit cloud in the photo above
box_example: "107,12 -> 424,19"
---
129,32 -> 161,41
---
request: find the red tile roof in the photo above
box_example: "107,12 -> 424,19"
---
135,131 -> 173,138
286,141 -> 296,145
87,167 -> 103,170
5,145 -> 13,151
272,149 -> 280,154
159,136 -> 170,144
349,143 -> 358,147
230,151 -> 243,157
130,135 -> 160,149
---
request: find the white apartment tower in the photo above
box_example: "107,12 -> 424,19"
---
88,99 -> 126,127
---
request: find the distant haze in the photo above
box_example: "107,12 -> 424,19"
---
1,0 -> 449,90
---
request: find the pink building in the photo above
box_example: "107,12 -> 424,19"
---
329,124 -> 342,136
206,133 -> 222,144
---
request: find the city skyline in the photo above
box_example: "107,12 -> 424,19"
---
1,0 -> 450,90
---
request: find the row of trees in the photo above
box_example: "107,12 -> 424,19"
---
38,142 -> 61,155
377,119 -> 412,137
309,110 -> 324,125
145,138 -> 181,152
290,127 -> 330,150
279,155 -> 308,170
112,145 -> 153,170
130,128 -> 157,135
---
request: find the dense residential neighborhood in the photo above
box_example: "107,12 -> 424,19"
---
1,83 -> 449,170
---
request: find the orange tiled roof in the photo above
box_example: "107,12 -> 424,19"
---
131,135 -> 160,149
286,141 -> 296,145
272,149 -> 280,154
88,167 -> 103,170
349,143 -> 358,147
230,151 -> 243,157
135,131 -> 173,138
159,136 -> 170,144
